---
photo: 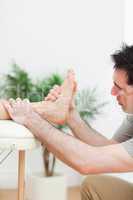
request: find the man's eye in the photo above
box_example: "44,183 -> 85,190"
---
115,85 -> 122,90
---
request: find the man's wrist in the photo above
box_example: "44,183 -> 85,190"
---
66,109 -> 81,126
24,110 -> 56,143
24,111 -> 42,127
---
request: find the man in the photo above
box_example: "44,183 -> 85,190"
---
3,44 -> 133,200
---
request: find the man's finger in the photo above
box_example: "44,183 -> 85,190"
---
48,94 -> 57,101
16,97 -> 22,102
3,102 -> 13,116
53,85 -> 59,89
45,94 -> 57,101
9,98 -> 15,106
23,98 -> 30,103
44,96 -> 49,101
53,86 -> 61,94
50,90 -> 60,98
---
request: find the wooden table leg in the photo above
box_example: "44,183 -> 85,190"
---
18,150 -> 25,200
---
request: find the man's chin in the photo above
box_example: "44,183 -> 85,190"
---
123,108 -> 133,114
119,104 -> 124,111
118,104 -> 133,114
120,105 -> 127,113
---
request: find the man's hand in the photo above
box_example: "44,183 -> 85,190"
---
3,98 -> 34,125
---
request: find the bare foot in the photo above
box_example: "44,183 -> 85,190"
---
0,70 -> 76,125
33,70 -> 76,125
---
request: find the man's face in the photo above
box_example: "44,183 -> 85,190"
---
111,69 -> 133,113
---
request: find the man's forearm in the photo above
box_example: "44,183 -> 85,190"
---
67,110 -> 116,146
25,112 -> 133,175
25,112 -> 100,173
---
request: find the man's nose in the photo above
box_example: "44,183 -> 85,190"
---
111,86 -> 118,96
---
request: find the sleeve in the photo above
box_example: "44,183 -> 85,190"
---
112,115 -> 133,143
121,138 -> 133,157
112,114 -> 133,157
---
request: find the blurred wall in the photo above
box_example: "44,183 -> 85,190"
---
124,0 -> 133,44
0,0 -> 125,188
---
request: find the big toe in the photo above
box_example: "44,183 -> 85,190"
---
61,69 -> 76,95
67,70 -> 77,92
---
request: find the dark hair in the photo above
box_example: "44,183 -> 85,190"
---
111,44 -> 133,85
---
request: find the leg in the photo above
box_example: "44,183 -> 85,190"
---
18,150 -> 25,200
81,174 -> 133,200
